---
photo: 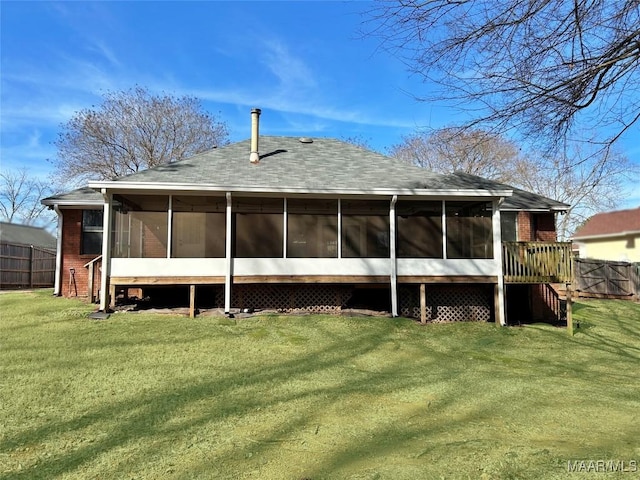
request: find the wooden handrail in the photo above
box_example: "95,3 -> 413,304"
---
502,242 -> 573,283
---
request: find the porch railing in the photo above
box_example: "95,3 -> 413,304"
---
502,242 -> 573,283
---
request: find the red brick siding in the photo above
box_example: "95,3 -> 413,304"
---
60,209 -> 101,300
534,212 -> 557,241
516,211 -> 557,242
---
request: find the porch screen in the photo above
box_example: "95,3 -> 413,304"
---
397,201 -> 443,258
446,201 -> 493,259
341,200 -> 390,258
287,199 -> 338,258
172,196 -> 226,258
233,197 -> 283,258
112,195 -> 168,258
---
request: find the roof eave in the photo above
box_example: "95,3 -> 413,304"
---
87,181 -> 513,198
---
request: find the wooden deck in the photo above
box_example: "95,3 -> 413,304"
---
502,242 -> 573,283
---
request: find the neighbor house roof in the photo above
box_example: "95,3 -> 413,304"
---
0,222 -> 56,250
572,207 -> 640,240
43,136 -> 568,211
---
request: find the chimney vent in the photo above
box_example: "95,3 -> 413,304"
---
250,108 -> 261,164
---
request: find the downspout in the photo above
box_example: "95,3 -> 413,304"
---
99,190 -> 113,312
53,205 -> 63,296
390,195 -> 398,317
224,191 -> 233,314
493,198 -> 506,326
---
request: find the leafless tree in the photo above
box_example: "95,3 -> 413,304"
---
0,168 -> 54,226
389,128 -> 522,182
51,86 -> 230,186
365,0 -> 640,154
390,128 -> 636,239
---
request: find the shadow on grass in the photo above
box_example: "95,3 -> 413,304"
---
2,303 -> 639,479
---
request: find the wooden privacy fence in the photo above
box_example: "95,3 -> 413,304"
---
574,258 -> 640,299
503,242 -> 573,283
0,242 -> 56,289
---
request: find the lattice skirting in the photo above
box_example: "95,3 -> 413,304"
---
214,284 -> 354,313
399,284 -> 493,322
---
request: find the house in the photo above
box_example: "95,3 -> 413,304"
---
572,207 -> 640,262
42,109 -> 572,324
0,222 -> 57,289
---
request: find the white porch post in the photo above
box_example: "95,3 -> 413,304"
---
167,195 -> 173,258
99,190 -> 113,311
390,195 -> 398,317
493,198 -> 506,325
53,205 -> 63,296
224,192 -> 233,313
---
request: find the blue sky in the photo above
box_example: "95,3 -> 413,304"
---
1,1 -> 638,206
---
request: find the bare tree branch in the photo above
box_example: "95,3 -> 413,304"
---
50,86 -> 230,187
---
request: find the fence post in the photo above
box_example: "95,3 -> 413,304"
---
566,282 -> 573,336
29,245 -> 34,288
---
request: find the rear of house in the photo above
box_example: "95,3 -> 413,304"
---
43,111 -> 571,324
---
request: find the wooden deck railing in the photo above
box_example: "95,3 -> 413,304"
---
502,242 -> 573,283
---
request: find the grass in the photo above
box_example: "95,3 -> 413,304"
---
1,290 -> 639,480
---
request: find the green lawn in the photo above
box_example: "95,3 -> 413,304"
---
1,290 -> 639,479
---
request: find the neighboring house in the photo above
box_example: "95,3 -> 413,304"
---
42,109 -> 571,324
572,207 -> 640,262
0,222 -> 57,289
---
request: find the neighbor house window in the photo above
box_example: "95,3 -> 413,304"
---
233,197 -> 283,258
341,200 -> 390,258
172,196 -> 226,258
446,201 -> 493,259
111,195 -> 169,258
81,210 -> 103,255
287,199 -> 338,258
396,201 -> 443,258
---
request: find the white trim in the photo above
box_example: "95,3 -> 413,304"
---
390,195 -> 398,317
167,195 -> 173,259
224,192 -> 232,313
99,192 -> 113,311
88,181 -> 512,198
572,230 -> 640,241
53,205 -> 63,296
337,198 -> 342,259
493,199 -> 506,326
441,200 -> 447,259
283,198 -> 288,259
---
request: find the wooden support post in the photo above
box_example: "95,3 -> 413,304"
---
109,283 -> 116,311
87,262 -> 95,303
566,282 -> 574,336
419,283 -> 427,324
189,285 -> 196,318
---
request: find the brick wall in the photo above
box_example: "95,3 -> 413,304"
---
517,211 -> 557,242
60,209 -> 100,300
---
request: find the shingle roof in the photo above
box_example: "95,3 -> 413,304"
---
0,222 -> 56,249
106,136 -> 466,191
43,136 -> 568,211
572,207 -> 640,239
41,187 -> 106,206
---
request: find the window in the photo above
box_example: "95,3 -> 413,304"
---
233,197 -> 283,258
500,211 -> 518,242
172,196 -> 226,258
446,201 -> 493,259
287,199 -> 338,258
396,201 -> 442,258
112,195 -> 169,258
341,200 -> 390,258
81,210 -> 103,255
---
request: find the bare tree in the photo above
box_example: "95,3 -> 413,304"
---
390,128 -> 636,239
389,128 -> 521,182
514,145 -> 637,240
365,0 -> 640,153
0,168 -> 54,226
51,86 -> 230,186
